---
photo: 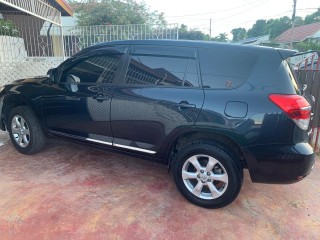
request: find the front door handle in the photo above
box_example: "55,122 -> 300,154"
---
176,101 -> 196,109
93,94 -> 110,102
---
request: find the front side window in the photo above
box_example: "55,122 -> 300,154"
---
125,55 -> 199,87
61,55 -> 120,84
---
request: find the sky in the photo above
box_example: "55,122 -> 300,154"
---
139,0 -> 320,38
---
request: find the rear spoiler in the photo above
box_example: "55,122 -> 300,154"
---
277,49 -> 297,60
277,49 -> 320,60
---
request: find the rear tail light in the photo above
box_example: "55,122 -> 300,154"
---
268,94 -> 311,130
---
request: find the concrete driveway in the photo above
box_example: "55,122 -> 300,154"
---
0,131 -> 319,239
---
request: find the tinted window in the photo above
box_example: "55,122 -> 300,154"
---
131,46 -> 196,58
199,48 -> 258,89
61,55 -> 120,84
125,55 -> 199,87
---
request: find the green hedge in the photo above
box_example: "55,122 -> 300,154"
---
295,42 -> 320,52
0,20 -> 19,37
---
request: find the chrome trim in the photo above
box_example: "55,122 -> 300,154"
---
0,96 -> 3,117
86,138 -> 112,146
113,143 -> 156,154
301,106 -> 312,110
0,97 -> 5,131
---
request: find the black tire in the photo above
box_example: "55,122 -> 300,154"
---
8,106 -> 46,155
172,142 -> 243,209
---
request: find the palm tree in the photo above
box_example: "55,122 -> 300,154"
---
213,32 -> 228,42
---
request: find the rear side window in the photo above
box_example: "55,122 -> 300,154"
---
125,55 -> 199,87
199,48 -> 258,89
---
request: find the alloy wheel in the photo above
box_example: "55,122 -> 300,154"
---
182,154 -> 229,200
11,115 -> 30,148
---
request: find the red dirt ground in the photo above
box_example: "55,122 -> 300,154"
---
0,131 -> 319,239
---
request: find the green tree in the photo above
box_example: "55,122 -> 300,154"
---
294,16 -> 304,27
215,33 -> 228,42
247,19 -> 267,38
304,8 -> 320,24
178,24 -> 210,40
0,19 -> 19,37
69,0 -> 165,26
211,33 -> 228,42
231,28 -> 247,42
267,16 -> 291,39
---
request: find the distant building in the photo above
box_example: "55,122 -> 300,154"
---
0,0 -> 73,57
236,35 -> 270,45
275,22 -> 320,48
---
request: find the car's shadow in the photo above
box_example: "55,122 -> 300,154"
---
0,135 -> 254,206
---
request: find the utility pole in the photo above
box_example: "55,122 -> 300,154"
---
210,18 -> 212,38
290,0 -> 297,49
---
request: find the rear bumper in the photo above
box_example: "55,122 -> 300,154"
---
242,142 -> 315,184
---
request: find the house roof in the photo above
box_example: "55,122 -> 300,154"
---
275,22 -> 320,43
236,35 -> 269,45
50,0 -> 73,16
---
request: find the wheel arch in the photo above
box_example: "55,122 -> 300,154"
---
2,94 -> 37,127
166,129 -> 247,169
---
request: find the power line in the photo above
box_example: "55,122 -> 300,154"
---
297,7 -> 319,10
228,10 -> 292,25
192,23 -> 211,29
166,7 -> 318,24
164,1 -> 265,18
175,6 -> 318,25
170,3 -> 318,36
214,0 -> 269,21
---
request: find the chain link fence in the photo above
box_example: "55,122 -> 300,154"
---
0,13 -> 178,85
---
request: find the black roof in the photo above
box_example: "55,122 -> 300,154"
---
77,40 -> 296,59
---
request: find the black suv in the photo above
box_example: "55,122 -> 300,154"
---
0,40 -> 315,208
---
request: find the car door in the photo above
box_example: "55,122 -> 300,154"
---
42,46 -> 127,144
110,45 -> 204,158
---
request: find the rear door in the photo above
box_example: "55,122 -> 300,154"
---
110,45 -> 204,158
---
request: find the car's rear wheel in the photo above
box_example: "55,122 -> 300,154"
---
172,142 -> 243,208
8,106 -> 46,155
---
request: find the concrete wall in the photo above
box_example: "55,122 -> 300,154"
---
0,36 -> 27,62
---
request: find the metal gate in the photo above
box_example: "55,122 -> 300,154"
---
0,16 -> 178,86
294,52 -> 320,151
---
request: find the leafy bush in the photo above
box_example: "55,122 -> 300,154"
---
295,42 -> 320,52
0,19 -> 19,37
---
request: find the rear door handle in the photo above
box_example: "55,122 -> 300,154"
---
93,94 -> 110,102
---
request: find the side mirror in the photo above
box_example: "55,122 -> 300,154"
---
46,68 -> 57,84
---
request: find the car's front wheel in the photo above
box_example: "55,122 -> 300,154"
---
172,142 -> 243,208
8,106 -> 46,155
